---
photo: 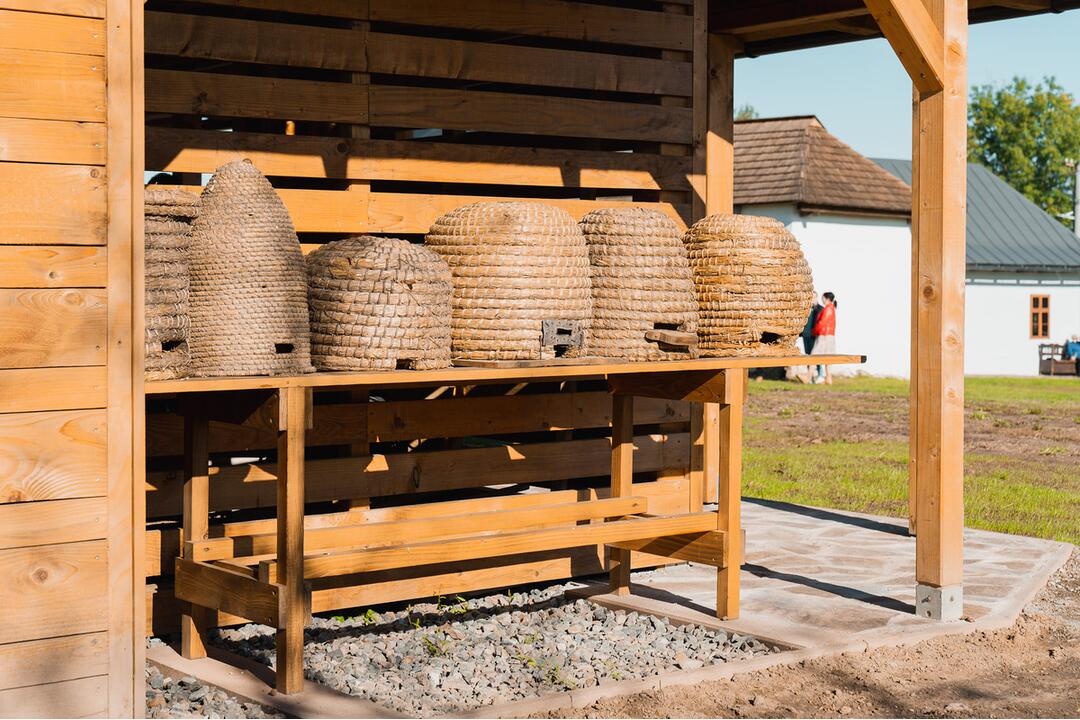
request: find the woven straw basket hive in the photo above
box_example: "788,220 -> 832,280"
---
144,188 -> 198,380
188,160 -> 314,377
425,202 -> 593,362
580,207 -> 698,361
683,214 -> 814,357
307,236 -> 452,371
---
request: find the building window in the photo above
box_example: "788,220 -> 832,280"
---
1030,295 -> 1050,339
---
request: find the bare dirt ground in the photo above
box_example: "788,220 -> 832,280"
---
537,544 -> 1080,719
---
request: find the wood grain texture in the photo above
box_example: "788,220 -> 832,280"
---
0,409 -> 105,504
0,0 -> 104,18
0,675 -> 107,718
610,530 -> 725,566
369,86 -> 693,144
0,366 -> 106,413
174,559 -> 280,627
0,632 -> 107,691
0,47 -> 104,122
0,288 -> 106,368
0,246 -> 107,288
0,117 -> 105,165
0,496 -> 106,549
0,9 -> 105,55
609,395 -> 634,595
864,0 -> 944,94
146,127 -> 693,191
0,162 -> 106,245
0,539 -> 107,644
170,0 -> 366,18
145,69 -> 368,124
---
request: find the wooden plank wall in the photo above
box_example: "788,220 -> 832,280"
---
0,0 -> 136,717
142,0 -> 708,629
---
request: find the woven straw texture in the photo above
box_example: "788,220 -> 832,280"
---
188,160 -> 314,377
580,207 -> 697,361
683,214 -> 814,357
144,188 -> 198,380
425,202 -> 593,361
307,236 -> 452,371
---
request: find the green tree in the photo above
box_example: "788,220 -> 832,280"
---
968,76 -> 1080,226
735,104 -> 759,121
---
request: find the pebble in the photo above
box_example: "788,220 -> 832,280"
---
214,582 -> 777,717
143,664 -> 282,719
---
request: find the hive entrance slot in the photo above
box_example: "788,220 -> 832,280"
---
760,332 -> 781,345
161,340 -> 184,352
653,322 -> 680,331
275,343 -> 295,354
541,319 -> 583,358
396,358 -> 414,370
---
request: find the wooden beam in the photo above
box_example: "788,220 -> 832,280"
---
610,530 -> 725,566
863,0 -> 945,95
609,395 -> 634,595
180,413 -> 210,660
275,386 -> 307,693
174,559 -> 281,628
911,0 -> 966,614
706,33 -> 737,215
717,369 -> 744,619
609,370 -> 726,403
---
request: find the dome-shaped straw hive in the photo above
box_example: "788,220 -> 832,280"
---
307,237 -> 452,371
144,188 -> 198,380
683,214 -> 814,357
580,207 -> 698,361
425,202 -> 593,362
188,159 -> 314,376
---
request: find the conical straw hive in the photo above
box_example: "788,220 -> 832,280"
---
144,188 -> 197,380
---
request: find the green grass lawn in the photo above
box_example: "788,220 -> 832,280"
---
743,375 -> 1080,545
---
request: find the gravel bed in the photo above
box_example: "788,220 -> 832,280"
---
215,583 -> 776,717
144,642 -> 283,719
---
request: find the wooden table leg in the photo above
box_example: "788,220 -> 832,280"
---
181,411 -> 211,659
717,369 -> 744,619
275,386 -> 308,694
609,393 -> 634,595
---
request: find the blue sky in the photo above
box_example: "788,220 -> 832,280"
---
734,12 -> 1080,161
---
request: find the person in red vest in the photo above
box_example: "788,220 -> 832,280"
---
810,292 -> 837,384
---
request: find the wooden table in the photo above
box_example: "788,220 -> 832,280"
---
148,354 -> 863,693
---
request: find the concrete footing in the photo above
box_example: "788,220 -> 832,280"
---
915,583 -> 964,621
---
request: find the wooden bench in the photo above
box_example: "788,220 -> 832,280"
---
148,354 -> 863,693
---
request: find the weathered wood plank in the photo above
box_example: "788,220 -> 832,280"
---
0,0 -> 104,18
0,539 -> 107,644
0,366 -> 106,414
0,117 -> 105,165
369,86 -> 693,143
0,47 -> 104,122
0,409 -> 105,504
145,69 -> 368,124
0,632 -> 107,691
0,246 -> 106,288
0,496 -> 106,548
145,127 -> 693,191
0,288 -> 106,369
0,9 -> 105,56
0,675 -> 107,718
0,162 -> 106,245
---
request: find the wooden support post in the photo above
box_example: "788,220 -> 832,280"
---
717,369 -> 744,619
910,0 -> 967,620
609,394 -> 634,596
180,412 -> 211,659
275,386 -> 308,693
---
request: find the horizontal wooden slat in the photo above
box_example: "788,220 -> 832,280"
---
145,12 -> 692,96
145,69 -> 368,124
192,496 -> 649,561
146,127 -> 693,191
0,288 -> 106,368
0,675 -> 107,718
0,9 -> 104,56
0,47 -> 103,122
0,496 -> 106,548
0,246 -> 106,288
0,366 -> 106,413
369,85 -> 693,144
146,432 -> 689,519
0,539 -> 106,644
369,0 -> 693,51
610,530 -> 726,566
0,1 -> 104,18
146,390 -> 687,457
0,632 -> 107,691
174,559 -> 281,627
170,0 -> 367,18
0,162 -> 106,245
264,511 -> 717,580
0,117 -> 104,165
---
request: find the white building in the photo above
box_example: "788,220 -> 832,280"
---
735,117 -> 1080,377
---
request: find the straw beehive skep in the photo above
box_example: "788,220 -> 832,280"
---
307,236 -> 452,371
425,202 -> 593,361
580,207 -> 697,361
144,188 -> 198,380
188,160 -> 314,377
683,214 -> 814,357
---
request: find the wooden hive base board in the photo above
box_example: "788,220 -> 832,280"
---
453,356 -> 624,369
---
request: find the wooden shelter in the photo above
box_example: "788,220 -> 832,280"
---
1,0 -> 1074,715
